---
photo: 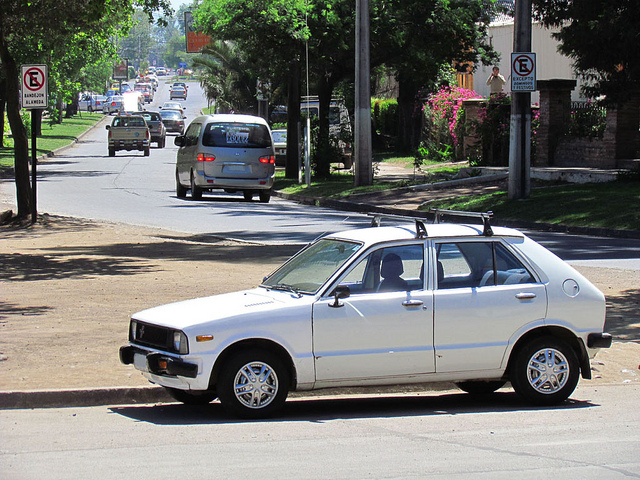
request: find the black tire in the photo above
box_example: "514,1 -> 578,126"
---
511,336 -> 580,406
217,349 -> 290,419
159,137 -> 165,148
164,387 -> 217,405
108,148 -> 115,157
243,190 -> 254,201
190,173 -> 202,200
456,380 -> 506,395
176,172 -> 187,198
258,190 -> 271,203
144,147 -> 150,157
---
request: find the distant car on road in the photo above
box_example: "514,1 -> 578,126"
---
174,114 -> 276,203
103,95 -> 124,114
134,111 -> 166,148
170,86 -> 187,100
106,114 -> 150,156
159,109 -> 186,135
160,101 -> 185,117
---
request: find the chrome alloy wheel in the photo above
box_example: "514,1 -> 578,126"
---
526,347 -> 570,394
233,361 -> 279,409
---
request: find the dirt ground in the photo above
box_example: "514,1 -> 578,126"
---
1,214 -> 638,392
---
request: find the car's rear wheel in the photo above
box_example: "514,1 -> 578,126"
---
258,190 -> 271,203
164,387 -> 217,405
511,336 -> 579,405
190,172 -> 202,200
176,171 -> 187,198
456,380 -> 506,395
108,148 -> 115,157
217,349 -> 289,418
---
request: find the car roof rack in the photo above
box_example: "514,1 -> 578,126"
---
369,209 -> 494,238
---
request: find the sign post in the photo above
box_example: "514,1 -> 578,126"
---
21,64 -> 48,223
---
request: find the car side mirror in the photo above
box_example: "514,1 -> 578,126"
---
174,136 -> 185,147
329,285 -> 351,308
105,125 -> 110,130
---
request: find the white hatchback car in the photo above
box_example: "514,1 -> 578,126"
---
174,114 -> 276,203
120,211 -> 611,418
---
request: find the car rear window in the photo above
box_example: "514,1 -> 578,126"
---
202,122 -> 271,148
141,112 -> 161,121
113,116 -> 146,127
160,111 -> 181,119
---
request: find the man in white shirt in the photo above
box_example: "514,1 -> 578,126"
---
486,66 -> 506,94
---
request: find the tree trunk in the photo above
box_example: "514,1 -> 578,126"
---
0,34 -> 31,218
315,76 -> 334,178
285,60 -> 301,180
396,76 -> 423,154
0,76 -> 6,143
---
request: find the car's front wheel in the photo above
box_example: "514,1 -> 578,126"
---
164,387 -> 217,405
510,336 -> 580,406
217,349 -> 290,418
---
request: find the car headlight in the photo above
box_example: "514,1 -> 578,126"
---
173,330 -> 189,355
130,320 -> 137,341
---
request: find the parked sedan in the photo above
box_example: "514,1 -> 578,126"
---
120,210 -> 611,418
159,109 -> 185,135
79,94 -> 106,112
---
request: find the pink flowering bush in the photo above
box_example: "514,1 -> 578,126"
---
426,86 -> 481,147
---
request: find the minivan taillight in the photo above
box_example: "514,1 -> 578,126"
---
197,153 -> 215,162
259,155 -> 275,164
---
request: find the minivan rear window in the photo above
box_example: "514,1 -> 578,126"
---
202,122 -> 271,148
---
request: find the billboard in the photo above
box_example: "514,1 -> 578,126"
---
185,11 -> 211,53
113,59 -> 129,80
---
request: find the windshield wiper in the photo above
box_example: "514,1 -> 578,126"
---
265,283 -> 303,297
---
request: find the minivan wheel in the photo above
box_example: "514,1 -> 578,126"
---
190,173 -> 203,200
217,349 -> 289,418
176,172 -> 187,198
243,191 -> 254,201
258,190 -> 271,203
511,336 -> 579,406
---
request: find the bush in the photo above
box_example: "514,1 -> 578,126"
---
372,98 -> 398,138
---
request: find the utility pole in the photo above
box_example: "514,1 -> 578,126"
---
354,0 -> 373,186
508,0 -> 532,200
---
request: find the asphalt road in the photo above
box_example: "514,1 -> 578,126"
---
3,79 -> 640,264
1,384 -> 638,479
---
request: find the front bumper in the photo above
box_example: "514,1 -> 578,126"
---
120,345 -> 198,378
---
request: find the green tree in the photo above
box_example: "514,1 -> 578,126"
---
533,0 -> 640,103
0,0 -> 170,220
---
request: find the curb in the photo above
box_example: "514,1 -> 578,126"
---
0,386 -> 172,410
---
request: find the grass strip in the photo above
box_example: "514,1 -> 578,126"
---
1,113 -> 104,170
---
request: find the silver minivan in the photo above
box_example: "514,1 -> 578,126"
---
175,114 -> 276,203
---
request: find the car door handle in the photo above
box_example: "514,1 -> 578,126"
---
515,292 -> 537,300
402,299 -> 424,308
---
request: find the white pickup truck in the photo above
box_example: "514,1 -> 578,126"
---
106,114 -> 150,157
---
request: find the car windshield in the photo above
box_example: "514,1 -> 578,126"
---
160,111 -> 181,119
202,122 -> 271,148
261,239 -> 362,294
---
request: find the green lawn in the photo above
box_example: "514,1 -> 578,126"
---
423,181 -> 640,231
1,113 -> 104,170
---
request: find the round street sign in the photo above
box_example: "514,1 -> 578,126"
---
511,52 -> 536,92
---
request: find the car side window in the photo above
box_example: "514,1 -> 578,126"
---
184,123 -> 202,147
436,241 -> 535,290
340,244 -> 424,294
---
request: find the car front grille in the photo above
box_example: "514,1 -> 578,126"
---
131,320 -> 171,351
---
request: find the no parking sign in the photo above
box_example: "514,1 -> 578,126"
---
511,52 -> 536,92
21,64 -> 48,109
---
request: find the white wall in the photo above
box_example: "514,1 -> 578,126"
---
473,22 -> 585,103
